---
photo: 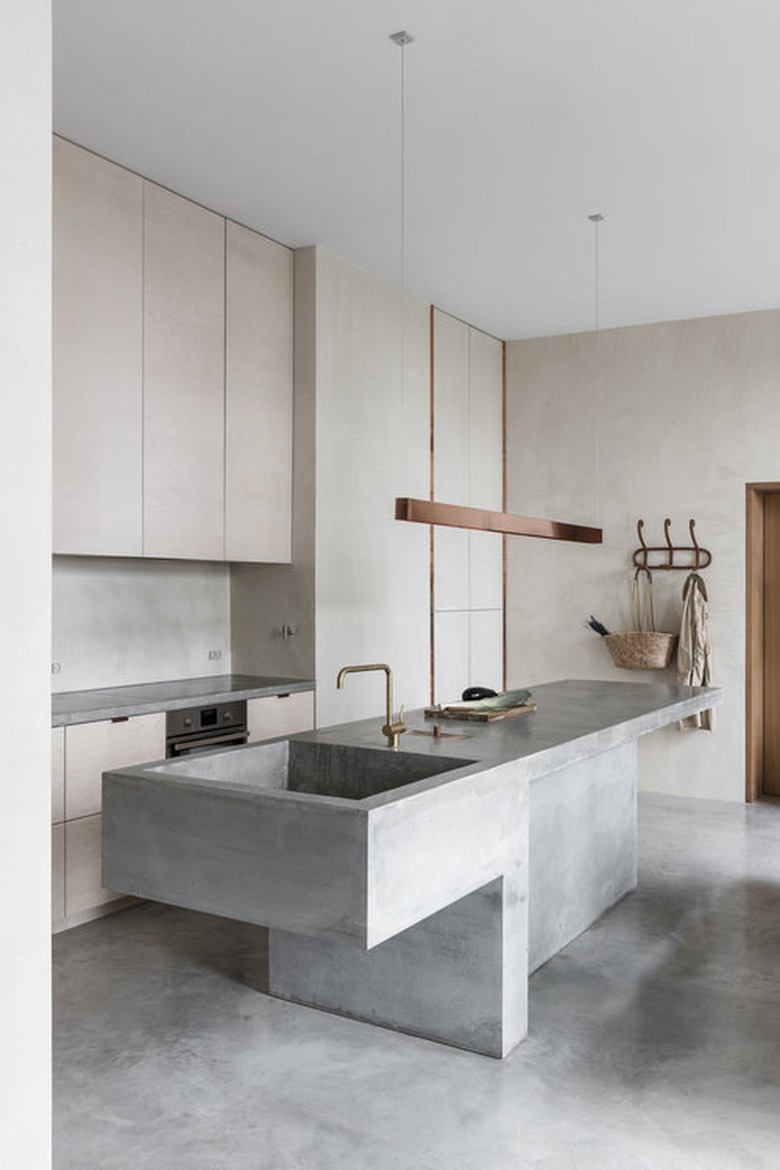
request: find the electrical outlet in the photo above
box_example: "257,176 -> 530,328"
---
208,649 -> 222,661
51,662 -> 61,674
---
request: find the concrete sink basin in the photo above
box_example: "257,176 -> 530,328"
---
142,737 -> 470,802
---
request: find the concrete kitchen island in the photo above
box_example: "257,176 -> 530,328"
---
102,679 -> 720,1058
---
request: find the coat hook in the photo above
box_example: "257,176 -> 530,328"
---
689,519 -> 700,569
663,518 -> 674,568
637,519 -> 648,567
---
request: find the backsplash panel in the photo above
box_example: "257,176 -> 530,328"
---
52,556 -> 231,692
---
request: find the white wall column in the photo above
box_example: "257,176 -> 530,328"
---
0,0 -> 53,1164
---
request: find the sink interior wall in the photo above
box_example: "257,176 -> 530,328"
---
286,742 -> 467,800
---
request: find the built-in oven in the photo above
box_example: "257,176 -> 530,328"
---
165,699 -> 248,757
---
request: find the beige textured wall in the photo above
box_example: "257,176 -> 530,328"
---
506,308 -> 780,802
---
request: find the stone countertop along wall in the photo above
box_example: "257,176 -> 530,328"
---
52,673 -> 315,727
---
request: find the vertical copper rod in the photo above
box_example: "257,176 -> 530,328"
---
502,339 -> 508,692
429,305 -> 436,705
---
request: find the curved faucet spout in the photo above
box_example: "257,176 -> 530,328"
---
336,663 -> 406,749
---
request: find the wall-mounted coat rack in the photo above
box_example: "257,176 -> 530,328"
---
632,518 -> 711,571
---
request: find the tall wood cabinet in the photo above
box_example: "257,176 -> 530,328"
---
53,138 -> 144,556
52,137 -> 293,564
226,222 -> 293,562
432,309 -> 504,703
143,184 -> 226,559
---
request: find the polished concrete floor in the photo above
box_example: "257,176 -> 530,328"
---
54,794 -> 780,1169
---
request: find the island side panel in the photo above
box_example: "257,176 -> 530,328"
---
269,871 -> 526,1059
528,741 -> 637,973
365,759 -> 528,947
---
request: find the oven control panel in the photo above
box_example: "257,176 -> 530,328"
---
166,699 -> 248,755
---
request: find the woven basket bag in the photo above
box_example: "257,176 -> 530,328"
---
604,567 -> 678,670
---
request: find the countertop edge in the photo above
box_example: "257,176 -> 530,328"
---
52,676 -> 316,727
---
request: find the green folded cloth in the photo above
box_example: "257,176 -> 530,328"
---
446,688 -> 533,712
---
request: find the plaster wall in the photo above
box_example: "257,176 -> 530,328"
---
0,0 -> 52,1163
506,308 -> 780,802
313,249 -> 431,727
52,556 -> 231,691
231,248 -> 316,684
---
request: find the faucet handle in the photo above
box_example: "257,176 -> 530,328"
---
397,704 -> 405,726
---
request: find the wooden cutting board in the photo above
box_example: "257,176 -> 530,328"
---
424,703 -> 537,723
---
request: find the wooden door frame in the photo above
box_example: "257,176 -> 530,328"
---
745,482 -> 780,801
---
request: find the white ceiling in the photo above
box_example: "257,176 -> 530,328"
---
53,0 -> 780,340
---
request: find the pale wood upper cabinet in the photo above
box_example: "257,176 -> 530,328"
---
53,141 -> 293,564
468,328 -> 504,511
432,309 -> 470,507
431,310 -> 504,702
143,182 -> 225,560
225,222 -> 293,562
53,138 -> 143,556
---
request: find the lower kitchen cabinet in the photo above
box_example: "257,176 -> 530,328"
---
248,691 -> 314,743
54,712 -> 166,929
64,814 -> 125,919
65,712 -> 165,820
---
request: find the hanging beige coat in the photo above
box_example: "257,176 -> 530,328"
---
676,572 -> 714,730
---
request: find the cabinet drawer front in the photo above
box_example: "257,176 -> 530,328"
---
248,692 -> 314,743
64,814 -> 123,917
65,712 -> 166,821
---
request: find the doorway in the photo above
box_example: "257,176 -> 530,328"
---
746,483 -> 780,800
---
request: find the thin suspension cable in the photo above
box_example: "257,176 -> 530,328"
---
588,212 -> 604,333
391,31 -> 413,290
594,218 -> 599,332
400,38 -> 406,291
587,213 -> 604,526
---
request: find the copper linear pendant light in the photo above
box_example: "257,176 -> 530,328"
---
391,31 -> 602,547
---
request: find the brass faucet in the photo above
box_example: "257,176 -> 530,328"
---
336,663 -> 406,749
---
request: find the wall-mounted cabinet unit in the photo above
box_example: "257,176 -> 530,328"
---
52,137 -> 293,564
432,309 -> 504,703
226,222 -> 293,562
143,183 -> 225,559
53,138 -> 143,556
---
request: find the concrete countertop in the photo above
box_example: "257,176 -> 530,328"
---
52,673 -> 316,727
299,678 -> 723,792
